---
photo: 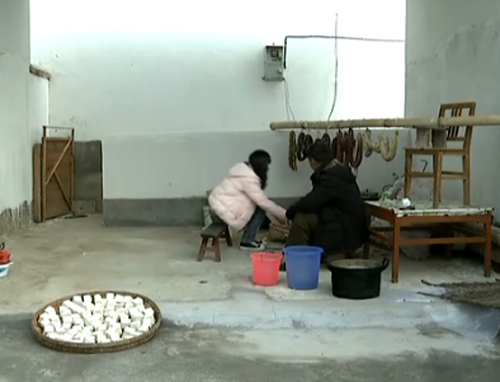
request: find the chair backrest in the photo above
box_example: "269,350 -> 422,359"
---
438,102 -> 476,151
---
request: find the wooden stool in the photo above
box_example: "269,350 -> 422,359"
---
197,223 -> 232,262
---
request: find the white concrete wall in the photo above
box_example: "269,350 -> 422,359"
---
0,0 -> 31,214
29,75 -> 49,146
406,0 -> 500,220
31,0 -> 407,200
103,130 -> 409,200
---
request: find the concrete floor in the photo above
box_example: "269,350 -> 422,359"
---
1,216 -> 500,381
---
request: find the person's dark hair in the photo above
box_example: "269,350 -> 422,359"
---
248,150 -> 271,189
308,140 -> 334,166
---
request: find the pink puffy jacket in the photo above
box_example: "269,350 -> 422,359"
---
209,163 -> 287,231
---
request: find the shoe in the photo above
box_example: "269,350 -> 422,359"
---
239,241 -> 265,251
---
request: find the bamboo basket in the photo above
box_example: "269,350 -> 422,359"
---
31,290 -> 162,354
268,222 -> 291,242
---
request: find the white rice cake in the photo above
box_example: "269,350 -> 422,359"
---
129,320 -> 141,330
143,308 -> 155,318
133,297 -> 143,305
44,306 -> 57,316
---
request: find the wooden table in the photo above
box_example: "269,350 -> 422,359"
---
363,201 -> 494,283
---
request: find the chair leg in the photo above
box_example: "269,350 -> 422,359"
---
404,151 -> 413,198
197,237 -> 209,262
213,238 -> 222,262
432,153 -> 443,208
224,226 -> 233,247
462,154 -> 471,205
484,216 -> 493,278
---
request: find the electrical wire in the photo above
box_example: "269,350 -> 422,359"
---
283,77 -> 296,121
327,13 -> 339,121
283,35 -> 404,69
281,21 -> 404,122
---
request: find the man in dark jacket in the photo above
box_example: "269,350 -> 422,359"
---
285,141 -> 368,259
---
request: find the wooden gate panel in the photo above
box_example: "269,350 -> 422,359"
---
39,126 -> 75,222
44,139 -> 73,219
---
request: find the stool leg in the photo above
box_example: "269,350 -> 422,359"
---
197,237 -> 209,262
214,238 -> 222,262
224,226 -> 233,247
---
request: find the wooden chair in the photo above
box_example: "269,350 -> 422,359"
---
404,102 -> 476,208
197,223 -> 232,262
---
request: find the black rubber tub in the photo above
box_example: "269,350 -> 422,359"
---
326,258 -> 389,300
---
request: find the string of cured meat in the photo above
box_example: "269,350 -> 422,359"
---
288,128 -> 398,171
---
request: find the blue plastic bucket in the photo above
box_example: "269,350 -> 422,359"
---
284,245 -> 324,290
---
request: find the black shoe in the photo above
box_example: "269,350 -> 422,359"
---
239,241 -> 265,251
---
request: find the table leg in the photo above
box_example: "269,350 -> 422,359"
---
363,214 -> 371,259
484,216 -> 492,278
392,220 -> 401,283
445,244 -> 453,261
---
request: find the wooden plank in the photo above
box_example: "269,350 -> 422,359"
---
398,214 -> 491,226
33,144 -> 42,223
201,224 -> 227,238
269,115 -> 500,131
41,127 -> 47,221
405,148 -> 466,155
41,130 -> 75,221
400,235 -> 486,246
45,139 -> 72,186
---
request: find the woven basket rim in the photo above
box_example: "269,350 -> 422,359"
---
32,290 -> 162,354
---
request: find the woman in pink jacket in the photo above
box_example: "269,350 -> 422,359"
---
209,150 -> 287,250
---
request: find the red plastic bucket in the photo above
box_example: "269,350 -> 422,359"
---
251,252 -> 283,286
0,242 -> 10,264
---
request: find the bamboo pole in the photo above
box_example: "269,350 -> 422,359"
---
269,115 -> 500,131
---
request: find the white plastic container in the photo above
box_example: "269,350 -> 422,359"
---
0,262 -> 13,278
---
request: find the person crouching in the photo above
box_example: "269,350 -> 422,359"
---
285,141 -> 368,261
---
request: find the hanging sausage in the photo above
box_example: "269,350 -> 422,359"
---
350,133 -> 364,169
345,128 -> 355,165
336,131 -> 344,163
321,133 -> 331,147
331,136 -> 338,159
288,131 -> 298,171
296,132 -> 307,161
303,134 -> 314,158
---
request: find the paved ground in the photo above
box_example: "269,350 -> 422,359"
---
1,216 -> 500,381
1,315 -> 500,382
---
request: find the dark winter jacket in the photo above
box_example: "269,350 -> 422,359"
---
286,161 -> 368,253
